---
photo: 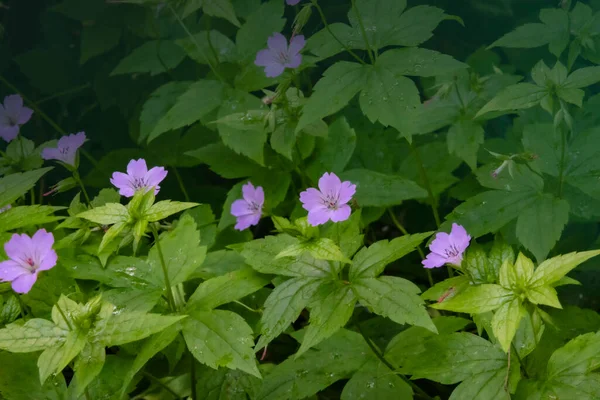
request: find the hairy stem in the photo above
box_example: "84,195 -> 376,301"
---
150,224 -> 177,312
351,0 -> 375,63
310,0 -> 366,65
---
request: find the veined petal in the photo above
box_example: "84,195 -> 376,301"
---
284,53 -> 302,69
145,166 -> 168,188
267,32 -> 288,53
0,125 -> 19,142
288,35 -> 306,55
127,159 -> 148,180
428,232 -> 452,255
264,63 -> 285,78
255,49 -> 276,67
337,181 -> 356,204
31,229 -> 54,263
4,233 -> 33,265
307,208 -> 331,226
449,223 -> 471,252
318,172 -> 342,198
234,214 -> 260,231
422,253 -> 447,269
231,199 -> 252,217
330,204 -> 351,222
299,188 -> 323,211
0,260 -> 28,282
17,106 -> 33,125
12,273 -> 37,294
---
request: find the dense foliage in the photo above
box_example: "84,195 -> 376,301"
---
3,0 -> 600,399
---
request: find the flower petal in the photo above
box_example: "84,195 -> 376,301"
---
330,204 -> 351,222
17,106 -> 33,125
422,253 -> 447,269
242,182 -> 257,203
3,95 -> 23,119
337,181 -> 356,204
145,166 -> 168,188
318,172 -> 342,197
231,199 -> 251,217
0,125 -> 19,142
0,260 -> 28,281
288,35 -> 306,55
307,208 -> 331,226
299,188 -> 323,211
234,214 -> 260,231
264,63 -> 285,78
428,232 -> 452,255
38,250 -> 58,271
110,172 -> 135,197
41,147 -> 61,161
286,0 -> 301,4
31,229 -> 54,260
12,272 -> 37,294
449,223 -> 471,252
284,53 -> 302,69
267,32 -> 288,52
127,159 -> 148,179
255,49 -> 276,67
4,233 -> 32,265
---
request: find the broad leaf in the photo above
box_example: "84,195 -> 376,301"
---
0,205 -> 63,232
340,169 -> 427,207
529,250 -> 600,287
92,311 -> 184,346
0,319 -> 66,352
431,284 -> 513,313
111,40 -> 185,76
476,83 -> 548,118
0,168 -> 52,208
77,203 -> 129,225
341,359 -> 412,399
491,297 -> 525,352
447,120 -> 484,170
144,200 -> 199,222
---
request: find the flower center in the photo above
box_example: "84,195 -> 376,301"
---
132,177 -> 148,189
444,244 -> 460,258
248,201 -> 261,213
322,193 -> 339,210
59,146 -> 70,155
7,117 -> 17,127
24,257 -> 36,271
276,50 -> 291,64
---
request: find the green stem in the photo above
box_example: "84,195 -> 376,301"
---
172,167 -> 190,202
234,300 -> 261,313
84,388 -> 92,400
310,0 -> 366,65
37,84 -> 91,105
141,371 -> 180,399
73,171 -> 92,206
168,4 -> 226,83
55,303 -> 73,331
356,322 -> 433,400
387,208 -> 434,287
351,0 -> 375,63
151,224 -> 177,312
30,188 -> 35,205
409,142 -> 441,227
190,356 -> 197,400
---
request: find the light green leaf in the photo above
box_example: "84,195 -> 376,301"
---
256,277 -> 324,350
69,342 -> 105,397
236,0 -> 285,61
0,205 -> 63,232
378,47 -> 468,77
80,24 -> 121,64
491,297 -> 525,352
202,0 -> 240,27
353,276 -> 436,332
349,232 -> 432,280
276,238 -> 351,264
0,319 -> 66,352
145,200 -> 199,222
341,359 -> 412,400
447,120 -> 485,170
98,221 -> 127,254
431,284 -> 513,313
339,169 -> 427,207
476,83 -> 548,118
186,268 -> 269,311
296,62 -> 369,133
38,329 -> 87,384
77,203 -> 129,225
296,283 -> 357,357
499,252 -> 534,290
526,285 -> 562,308
151,80 -> 225,140
516,193 -> 569,262
305,117 -> 356,182
564,66 -> 600,88
147,214 -> 207,287
111,40 -> 185,76
92,311 -> 185,346
321,210 -> 364,259
529,250 -> 600,287
547,332 -> 600,379
182,309 -> 260,377
0,168 -> 52,208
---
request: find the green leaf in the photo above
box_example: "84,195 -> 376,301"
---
347,0 -> 408,50
296,62 -> 369,133
182,309 -> 260,377
378,47 -> 468,77
70,342 -> 106,398
177,30 -> 237,65
475,83 -> 548,118
529,250 -> 600,287
349,232 -> 432,280
111,40 -> 185,76
186,268 -> 269,311
202,0 -> 240,27
516,193 -> 569,262
236,0 -> 285,61
92,311 -> 185,346
388,5 -> 455,47
186,142 -> 266,179
491,297 -> 525,352
305,117 -> 356,182
256,277 -> 324,350
526,285 -> 562,308
341,359 -> 412,400
321,209 -> 364,259
0,319 -> 66,352
499,252 -> 534,290
276,238 -> 351,264
0,352 -> 66,400
37,328 -> 87,383
138,82 -> 191,143
431,284 -> 513,313
147,214 -> 207,287
145,200 -> 199,222
77,203 -> 129,225
270,123 -> 296,161
296,283 -> 357,357
447,120 -> 485,170
489,23 -> 552,49
339,169 -> 427,207
564,66 -> 600,88
353,276 -> 436,332
0,205 -> 63,232
0,168 -> 52,208
80,24 -> 121,64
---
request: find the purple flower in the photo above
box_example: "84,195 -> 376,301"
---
422,223 -> 471,269
0,229 -> 57,294
287,0 -> 301,4
41,132 -> 86,167
0,95 -> 33,142
0,204 -> 10,213
299,172 -> 356,226
110,158 -> 168,198
231,182 -> 264,231
255,33 -> 305,78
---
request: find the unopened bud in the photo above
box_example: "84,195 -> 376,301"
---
293,4 -> 313,35
44,177 -> 77,196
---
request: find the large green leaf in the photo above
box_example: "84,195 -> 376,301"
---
377,47 -> 467,77
341,359 -> 412,400
77,203 -> 129,225
69,342 -> 106,397
0,168 -> 52,208
111,40 -> 185,76
235,0 -> 285,61
0,319 -> 66,352
529,250 -> 600,287
37,329 -> 87,384
177,30 -> 237,65
476,83 -> 548,118
144,200 -> 199,222
139,81 -> 192,143
92,312 -> 185,346
353,276 -> 436,332
491,298 -> 526,352
431,284 -> 514,314
202,0 -> 240,27
182,309 -> 260,377
447,120 -> 485,170
305,117 -> 356,182
0,205 -> 63,232
0,352 -> 66,400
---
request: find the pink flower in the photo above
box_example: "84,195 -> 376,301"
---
41,132 -> 86,167
255,33 -> 305,78
422,223 -> 471,269
110,158 -> 168,198
0,229 -> 57,294
0,95 -> 33,142
231,182 -> 264,231
299,172 -> 356,226
287,0 -> 301,4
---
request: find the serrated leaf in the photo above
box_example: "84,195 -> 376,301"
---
448,120 -> 484,170
182,309 -> 260,377
145,200 -> 199,222
529,250 -> 600,287
256,277 -> 324,350
475,83 -> 548,118
111,40 -> 185,76
0,168 -> 52,208
353,276 -> 436,332
69,342 -> 106,398
526,285 -> 562,308
341,359 -> 412,400
235,0 -> 285,61
276,238 -> 351,264
0,319 -> 66,352
38,328 -> 87,384
499,252 -> 534,290
378,47 -> 467,77
202,0 -> 240,27
388,5 -> 454,47
0,205 -> 63,232
564,66 -> 600,88
77,203 -> 129,225
139,81 -> 192,143
186,268 -> 269,311
92,311 -> 185,346
491,297 -> 525,352
431,284 -> 513,313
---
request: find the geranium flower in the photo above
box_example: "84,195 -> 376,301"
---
41,132 -> 86,167
422,223 -> 471,269
255,33 -> 305,78
287,0 -> 301,4
299,172 -> 356,226
0,229 -> 57,294
110,158 -> 168,198
0,94 -> 33,142
231,182 -> 264,231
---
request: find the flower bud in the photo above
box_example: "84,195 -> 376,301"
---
293,4 -> 313,35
